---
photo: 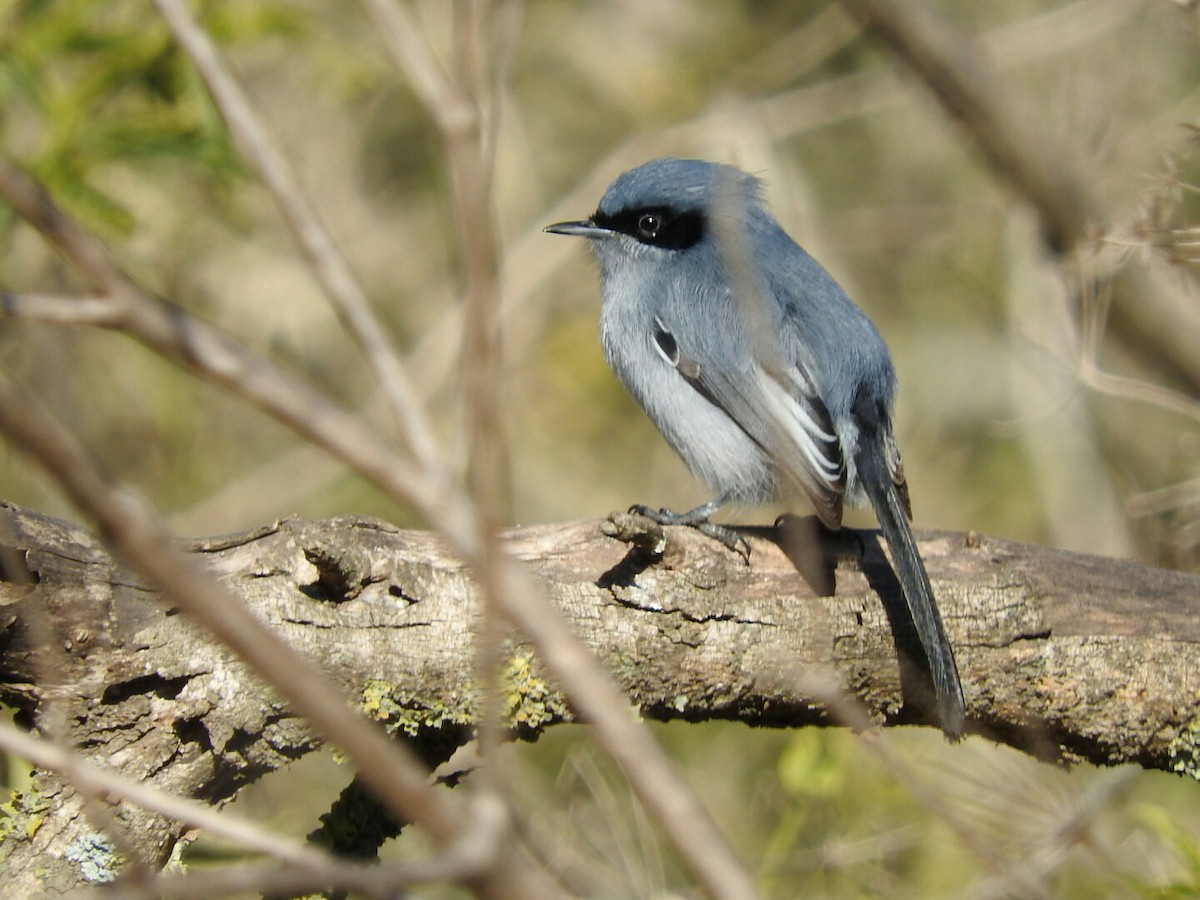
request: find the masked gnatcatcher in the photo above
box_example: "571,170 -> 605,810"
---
545,157 -> 965,738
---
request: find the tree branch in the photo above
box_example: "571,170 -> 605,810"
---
840,0 -> 1093,252
840,0 -> 1200,402
2,500 -> 1198,889
0,382 -> 545,897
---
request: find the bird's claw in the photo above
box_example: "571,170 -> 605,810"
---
627,505 -> 751,563
627,503 -> 676,523
696,522 -> 752,563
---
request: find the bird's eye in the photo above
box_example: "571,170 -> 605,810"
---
637,213 -> 662,238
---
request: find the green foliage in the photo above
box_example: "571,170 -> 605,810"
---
0,0 -> 304,237
1133,804 -> 1200,896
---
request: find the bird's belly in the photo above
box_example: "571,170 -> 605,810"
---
604,336 -> 776,505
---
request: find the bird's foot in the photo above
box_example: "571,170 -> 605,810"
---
628,504 -> 751,562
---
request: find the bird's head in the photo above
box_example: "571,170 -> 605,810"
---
545,158 -> 763,266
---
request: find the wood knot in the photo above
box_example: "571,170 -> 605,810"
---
303,542 -> 375,602
601,512 -> 667,559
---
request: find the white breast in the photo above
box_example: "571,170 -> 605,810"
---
599,309 -> 777,505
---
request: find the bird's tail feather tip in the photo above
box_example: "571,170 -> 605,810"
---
938,693 -> 966,741
859,439 -> 966,742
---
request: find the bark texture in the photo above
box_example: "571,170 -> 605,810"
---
1,500 -> 1198,891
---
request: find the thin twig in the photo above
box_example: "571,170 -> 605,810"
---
806,676 -> 1054,900
0,156 -> 757,898
0,30 -> 761,892
454,0 -> 511,789
0,720 -> 325,867
361,0 -> 473,125
0,157 -> 476,544
973,769 -> 1138,900
839,0 -> 1093,252
363,2 -> 509,838
366,4 -> 760,897
0,374 -> 543,898
1128,477 -> 1200,516
1080,363 -> 1200,423
92,792 -> 512,900
153,0 -> 439,468
362,0 -> 507,523
1075,257 -> 1200,424
0,293 -> 125,324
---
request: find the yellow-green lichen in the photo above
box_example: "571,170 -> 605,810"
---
0,786 -> 49,860
361,678 -> 475,738
1168,704 -> 1200,780
503,653 -> 569,729
359,654 -> 569,738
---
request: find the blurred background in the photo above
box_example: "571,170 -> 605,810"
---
2,0 -> 1200,895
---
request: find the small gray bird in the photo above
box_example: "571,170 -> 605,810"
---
545,157 -> 965,738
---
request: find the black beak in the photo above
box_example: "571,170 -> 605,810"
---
543,219 -> 612,238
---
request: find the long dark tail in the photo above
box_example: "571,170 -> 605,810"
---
858,438 -> 965,739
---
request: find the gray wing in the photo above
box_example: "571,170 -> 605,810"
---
650,313 -> 847,528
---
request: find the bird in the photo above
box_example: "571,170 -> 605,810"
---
544,157 -> 965,738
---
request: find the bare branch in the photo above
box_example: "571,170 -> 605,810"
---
0,375 -> 551,898
0,722 -> 324,868
0,158 -> 474,542
365,0 -> 508,524
367,0 -> 513,787
0,155 -> 756,900
839,0 -> 1093,252
112,794 -> 509,900
834,0 -> 1200,404
364,5 -> 761,896
153,0 -> 439,467
0,293 -> 124,324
